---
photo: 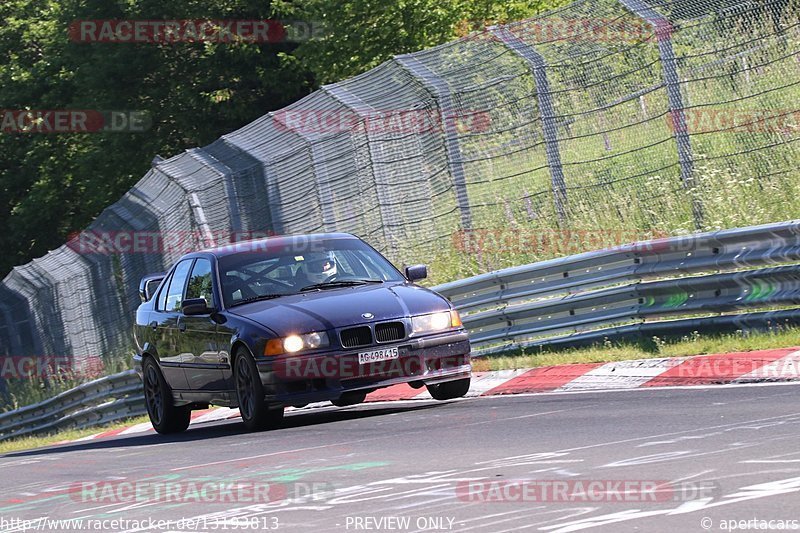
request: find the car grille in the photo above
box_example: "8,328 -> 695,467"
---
340,326 -> 373,348
375,322 -> 405,343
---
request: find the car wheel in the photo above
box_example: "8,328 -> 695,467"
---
426,377 -> 471,401
143,357 -> 191,434
234,349 -> 284,431
331,391 -> 367,407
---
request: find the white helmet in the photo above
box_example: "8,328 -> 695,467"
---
301,252 -> 337,284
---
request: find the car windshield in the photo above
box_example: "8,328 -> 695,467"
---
217,237 -> 405,308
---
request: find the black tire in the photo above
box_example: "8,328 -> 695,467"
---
143,357 -> 191,434
427,377 -> 471,401
331,391 -> 367,407
234,349 -> 284,431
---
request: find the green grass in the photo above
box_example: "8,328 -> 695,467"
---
0,415 -> 151,455
1,356 -> 133,413
414,9 -> 800,286
1,374 -> 87,413
473,327 -> 800,371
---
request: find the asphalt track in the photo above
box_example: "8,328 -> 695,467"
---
3,383 -> 800,533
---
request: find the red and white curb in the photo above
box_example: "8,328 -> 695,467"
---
56,346 -> 800,445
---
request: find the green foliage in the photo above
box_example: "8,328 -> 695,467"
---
477,325 -> 800,370
0,0 -> 314,276
273,0 -> 569,84
1,372 -> 85,412
0,355 -> 130,411
0,0 -> 567,277
0,414 -> 151,453
416,4 -> 800,286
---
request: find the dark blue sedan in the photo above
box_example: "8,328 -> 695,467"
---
133,233 -> 471,433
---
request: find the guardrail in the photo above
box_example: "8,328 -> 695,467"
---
0,370 -> 143,442
2,220 -> 800,441
436,220 -> 800,355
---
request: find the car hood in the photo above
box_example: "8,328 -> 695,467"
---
227,282 -> 450,335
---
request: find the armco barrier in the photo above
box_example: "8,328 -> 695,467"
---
2,220 -> 800,440
438,220 -> 800,354
0,370 -> 143,442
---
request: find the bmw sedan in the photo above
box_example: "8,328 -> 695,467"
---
133,233 -> 472,434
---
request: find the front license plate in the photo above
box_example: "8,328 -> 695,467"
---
358,347 -> 399,365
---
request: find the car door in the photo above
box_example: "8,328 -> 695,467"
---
180,257 -> 228,391
149,259 -> 194,390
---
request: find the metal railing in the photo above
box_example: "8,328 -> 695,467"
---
437,220 -> 800,355
0,370 -> 143,442
2,220 -> 800,441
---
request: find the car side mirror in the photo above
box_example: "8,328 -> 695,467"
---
139,273 -> 165,302
182,298 -> 211,316
404,264 -> 428,281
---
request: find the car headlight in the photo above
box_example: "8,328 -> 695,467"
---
412,311 -> 453,334
264,331 -> 330,356
283,335 -> 305,353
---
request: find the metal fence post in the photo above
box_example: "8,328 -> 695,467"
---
275,115 -> 338,233
322,84 -> 399,255
188,193 -> 217,248
393,55 -> 473,232
307,143 -> 337,232
222,133 -> 285,236
0,300 -> 20,356
187,148 -> 243,234
8,272 -> 46,357
491,26 -> 568,222
618,0 -> 703,229
260,161 -> 284,235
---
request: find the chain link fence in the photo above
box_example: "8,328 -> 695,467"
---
0,0 -> 798,392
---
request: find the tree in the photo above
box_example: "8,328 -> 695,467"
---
0,0 -> 566,276
274,0 -> 567,84
0,0 -> 313,276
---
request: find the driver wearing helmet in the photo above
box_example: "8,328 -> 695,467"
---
298,252 -> 338,286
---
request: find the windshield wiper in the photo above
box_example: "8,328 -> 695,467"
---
230,293 -> 288,307
300,279 -> 384,292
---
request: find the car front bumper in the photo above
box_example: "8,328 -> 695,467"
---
256,329 -> 471,405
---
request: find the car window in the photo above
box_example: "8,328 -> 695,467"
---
155,271 -> 174,312
266,264 -> 294,281
164,259 -> 193,312
217,237 -> 406,307
223,257 -> 296,306
338,250 -> 386,279
185,258 -> 215,307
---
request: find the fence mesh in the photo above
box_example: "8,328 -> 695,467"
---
1,0 -> 798,383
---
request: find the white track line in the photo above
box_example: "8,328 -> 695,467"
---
556,358 -> 684,391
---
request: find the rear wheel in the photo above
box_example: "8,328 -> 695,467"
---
143,358 -> 191,434
331,391 -> 367,407
235,350 -> 284,431
427,377 -> 471,401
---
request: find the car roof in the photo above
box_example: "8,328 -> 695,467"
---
189,232 -> 360,259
